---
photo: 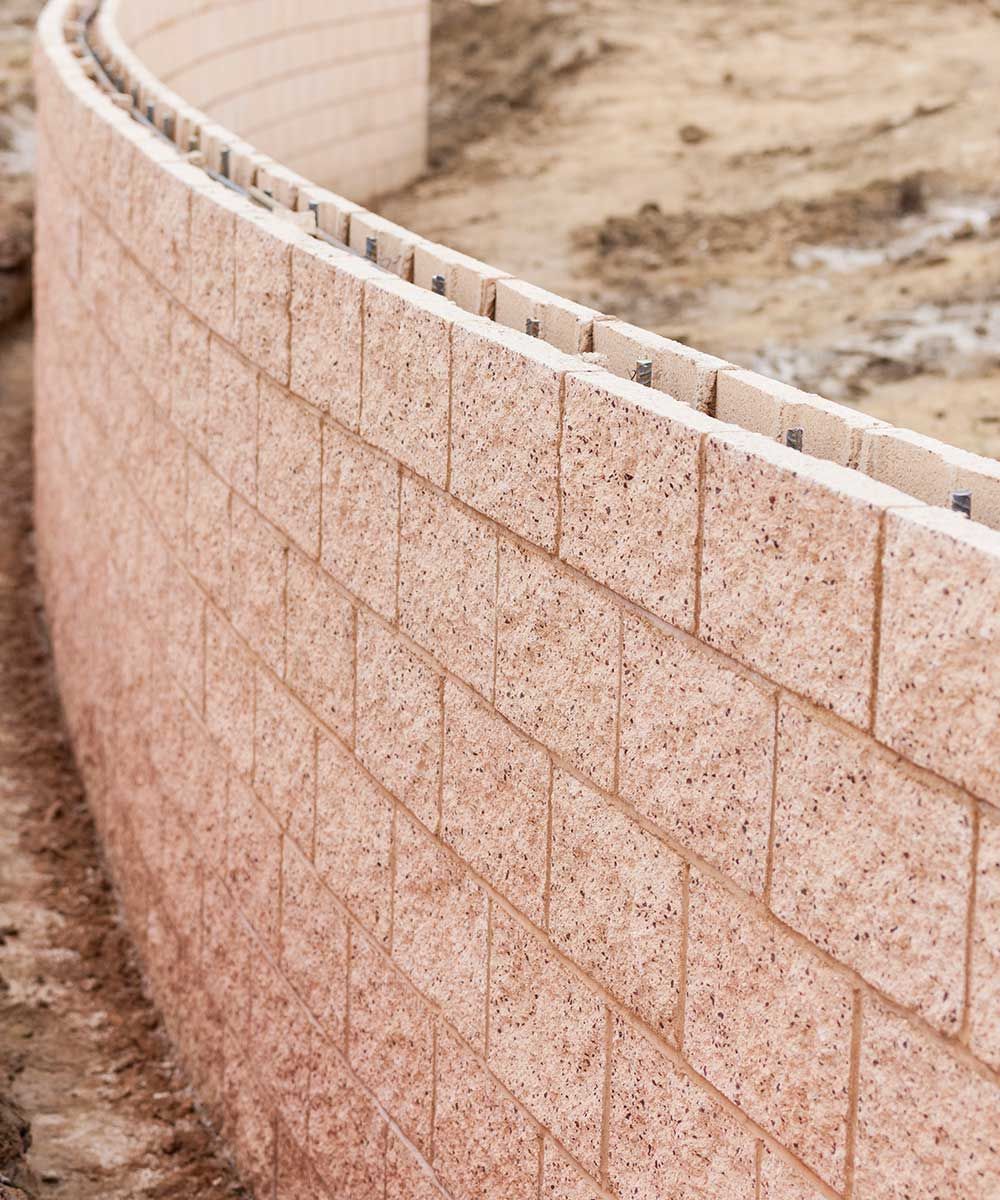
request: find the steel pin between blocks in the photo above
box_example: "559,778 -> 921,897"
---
365,235 -> 378,262
951,490 -> 972,519
220,147 -> 230,179
431,273 -> 446,296
785,427 -> 804,452
634,358 -> 653,387
525,317 -> 541,337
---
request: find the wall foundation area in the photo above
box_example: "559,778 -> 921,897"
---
31,2 -> 1000,1198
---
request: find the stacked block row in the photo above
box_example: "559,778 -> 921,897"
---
34,3 -> 1000,1200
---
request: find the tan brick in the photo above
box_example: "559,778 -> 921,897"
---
348,934 -> 433,1152
186,450 -> 230,608
315,734 -> 392,943
235,212 -> 293,383
876,506 -> 1000,800
619,615 -> 773,894
320,424 -> 398,621
954,452 -> 1000,532
550,770 -> 684,1037
190,187 -> 236,339
285,549 -> 354,742
759,1149 -> 827,1200
280,837 -> 348,1040
434,1026 -> 541,1200
561,371 -> 711,626
385,1132 -> 446,1200
541,1144 -> 603,1200
392,810 -> 489,1047
450,321 -> 583,549
290,243 -> 374,428
608,1016 -> 756,1200
254,671 -> 316,849
229,496 -> 287,676
859,426 -> 961,505
684,869 -> 854,1189
308,1036 -> 387,1200
257,378 -> 321,558
488,907 -> 605,1172
700,428 -> 901,726
441,682 -> 549,925
398,478 -> 497,695
355,615 -> 441,829
361,277 -> 451,485
205,609 -> 254,778
496,541 -> 619,789
594,318 -> 731,411
772,702 -> 971,1032
225,772 -> 281,949
855,998 -> 1000,1200
207,336 -> 258,501
970,805 -> 1000,1070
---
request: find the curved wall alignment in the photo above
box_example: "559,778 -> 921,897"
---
33,3 -> 1000,1199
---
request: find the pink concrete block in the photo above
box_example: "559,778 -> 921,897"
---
254,671 -> 316,849
315,734 -> 392,943
876,506 -> 1000,801
700,429 -> 899,726
80,208 -> 121,331
205,609 -> 255,779
221,1041 -> 276,1199
541,1144 -> 603,1200
163,551 -> 206,714
684,869 -> 854,1189
970,805 -> 1000,1070
163,698 -> 225,877
561,371 -> 714,627
190,187 -> 236,340
276,1125 -> 332,1200
280,838 -> 348,1042
593,318 -> 732,411
170,304 -> 210,452
495,540 -> 619,789
348,934 -> 433,1152
202,873 -> 255,1042
398,477 -> 497,695
257,377 -> 321,558
320,424 -> 399,621
145,405 -> 188,550
355,615 -> 442,829
249,958 -> 313,1145
186,449 -> 230,608
855,998 -> 1000,1200
131,156 -> 191,304
392,810 -> 489,1047
361,277 -> 451,486
619,616 -> 774,894
385,1133 -> 446,1200
772,702 -> 972,1032
308,1036 -> 387,1200
608,1016 -> 756,1200
285,549 -> 354,742
488,907 -> 605,1172
291,243 -> 374,428
229,495 -> 287,677
207,335 -> 258,501
235,213 -> 293,383
450,320 -> 584,549
550,770 -> 684,1038
441,682 -> 549,925
226,772 -> 281,949
759,1149 -> 827,1200
434,1025 -> 541,1200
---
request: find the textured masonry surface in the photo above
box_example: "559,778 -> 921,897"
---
33,2 -> 1000,1199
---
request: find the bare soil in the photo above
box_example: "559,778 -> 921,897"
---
385,0 -> 1000,458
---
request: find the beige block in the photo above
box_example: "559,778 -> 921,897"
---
594,318 -> 732,411
412,240 -> 508,317
954,451 -> 1000,532
348,210 -> 419,278
859,426 -> 963,505
295,184 -> 363,244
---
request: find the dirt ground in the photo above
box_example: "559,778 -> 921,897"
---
384,0 -> 1000,458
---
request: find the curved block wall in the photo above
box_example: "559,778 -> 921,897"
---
33,3 -> 1000,1199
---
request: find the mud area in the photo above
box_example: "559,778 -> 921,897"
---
385,0 -> 1000,457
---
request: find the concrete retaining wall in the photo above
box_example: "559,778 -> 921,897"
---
32,2 -> 1000,1199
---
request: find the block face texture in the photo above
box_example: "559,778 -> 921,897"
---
205,609 -> 255,779
440,682 -> 549,925
434,1026 -> 541,1200
189,188 -> 236,339
315,734 -> 392,943
550,770 -> 684,1037
971,806 -> 1000,1069
170,305 -> 210,451
186,450 -> 230,607
759,1149 -> 827,1200
226,772 -> 281,949
398,478 -> 497,696
854,999 -> 1000,1200
290,245 -> 365,427
488,907 -> 605,1172
560,372 -> 703,626
772,702 -> 971,1031
253,671 -> 316,847
450,322 -> 567,548
235,216 -> 292,382
308,1038 -> 387,1200
608,1017 -> 756,1200
541,1145 -> 603,1200
355,615 -> 442,829
385,1134 -> 446,1200
257,377 -> 321,557
348,934 -> 434,1153
876,507 -> 1000,800
700,432 -> 882,725
496,540 -> 619,789
619,616 -> 774,894
207,335 -> 258,500
685,869 -> 854,1188
392,810 -> 489,1046
284,549 -> 354,742
320,424 -> 398,621
229,496 -> 287,676
361,280 -> 450,485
